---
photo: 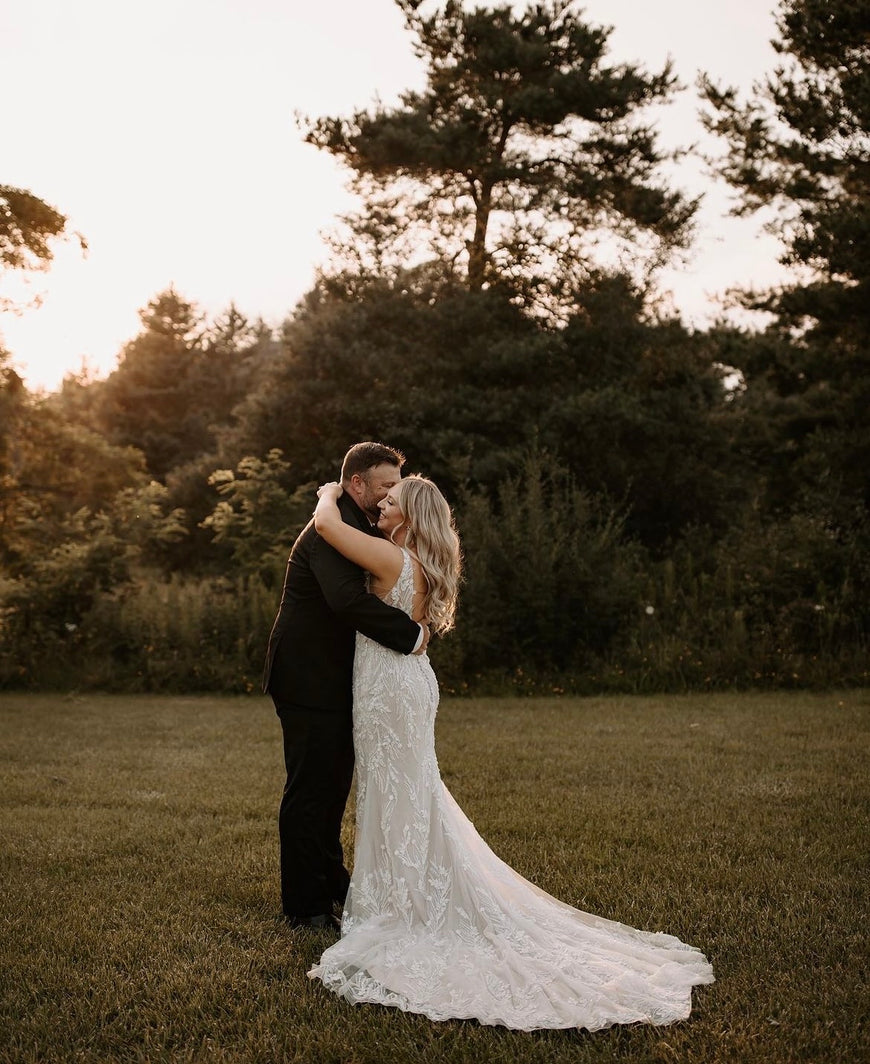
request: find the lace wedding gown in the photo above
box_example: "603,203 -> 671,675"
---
309,551 -> 714,1030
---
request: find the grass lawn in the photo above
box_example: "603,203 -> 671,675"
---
0,690 -> 867,1064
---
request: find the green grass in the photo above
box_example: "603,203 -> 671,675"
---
1,690 -> 867,1064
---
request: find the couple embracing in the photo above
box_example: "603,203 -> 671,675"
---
264,442 -> 713,1031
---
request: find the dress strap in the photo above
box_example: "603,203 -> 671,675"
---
395,547 -> 416,614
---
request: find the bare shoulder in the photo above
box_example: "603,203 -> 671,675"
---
367,537 -> 406,585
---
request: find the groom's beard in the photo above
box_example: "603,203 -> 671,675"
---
358,494 -> 384,524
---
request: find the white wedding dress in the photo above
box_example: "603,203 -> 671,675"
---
309,550 -> 714,1030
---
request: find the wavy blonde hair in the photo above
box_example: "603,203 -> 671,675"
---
391,475 -> 462,634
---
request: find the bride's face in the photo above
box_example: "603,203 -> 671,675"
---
377,489 -> 405,537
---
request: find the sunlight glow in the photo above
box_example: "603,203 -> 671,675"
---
2,0 -> 785,391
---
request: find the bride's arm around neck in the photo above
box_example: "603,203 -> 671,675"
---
314,487 -> 403,587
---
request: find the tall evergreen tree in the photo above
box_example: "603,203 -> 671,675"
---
700,0 -> 870,518
95,289 -> 205,479
543,277 -> 741,548
95,291 -> 274,484
224,268 -> 741,551
160,308 -> 278,572
0,363 -> 146,575
225,273 -> 552,498
302,0 -> 695,313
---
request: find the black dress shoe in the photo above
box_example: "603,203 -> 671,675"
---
285,912 -> 341,932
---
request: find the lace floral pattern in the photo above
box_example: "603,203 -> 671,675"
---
309,550 -> 714,1030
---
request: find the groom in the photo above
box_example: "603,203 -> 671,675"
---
263,442 -> 426,930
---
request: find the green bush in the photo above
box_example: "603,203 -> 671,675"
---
0,571 -> 277,693
2,452 -> 867,695
437,450 -> 644,692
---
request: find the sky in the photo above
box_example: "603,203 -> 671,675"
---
2,0 -> 785,391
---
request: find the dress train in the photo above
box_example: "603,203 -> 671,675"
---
309,551 -> 713,1029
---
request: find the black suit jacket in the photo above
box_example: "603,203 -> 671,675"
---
263,492 -> 420,711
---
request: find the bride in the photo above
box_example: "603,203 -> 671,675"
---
308,474 -> 713,1031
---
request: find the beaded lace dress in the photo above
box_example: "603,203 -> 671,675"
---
309,550 -> 714,1030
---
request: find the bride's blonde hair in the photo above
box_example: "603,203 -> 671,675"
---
392,475 -> 461,634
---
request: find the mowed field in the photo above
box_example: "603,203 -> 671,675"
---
1,690 -> 867,1064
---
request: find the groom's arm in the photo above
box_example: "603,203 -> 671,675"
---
311,536 -> 422,654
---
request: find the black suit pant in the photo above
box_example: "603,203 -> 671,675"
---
274,701 -> 354,919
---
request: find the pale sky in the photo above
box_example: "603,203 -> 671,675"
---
2,0 -> 785,391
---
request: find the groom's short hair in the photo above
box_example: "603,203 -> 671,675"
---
341,442 -> 405,484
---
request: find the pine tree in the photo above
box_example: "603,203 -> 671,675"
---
700,0 -> 870,519
303,0 -> 695,314
95,289 -> 205,479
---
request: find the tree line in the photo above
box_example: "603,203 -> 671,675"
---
1,0 -> 867,694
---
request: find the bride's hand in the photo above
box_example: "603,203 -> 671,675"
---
317,481 -> 343,500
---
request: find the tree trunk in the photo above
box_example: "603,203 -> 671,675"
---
467,185 -> 492,291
